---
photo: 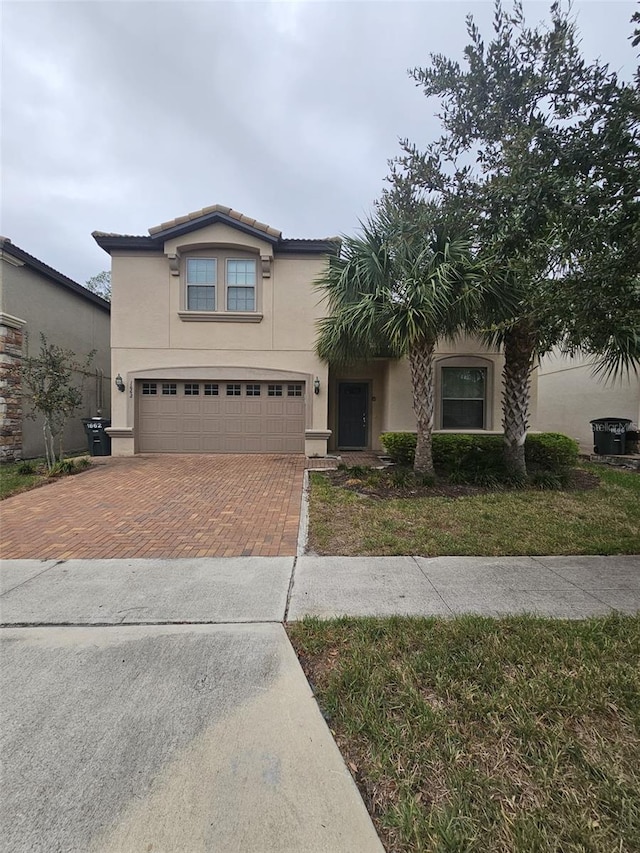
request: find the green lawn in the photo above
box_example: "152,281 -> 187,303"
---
308,464 -> 640,556
0,457 -> 93,499
288,614 -> 640,853
0,460 -> 48,499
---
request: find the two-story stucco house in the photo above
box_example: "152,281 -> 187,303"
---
94,205 -> 536,458
0,238 -> 111,461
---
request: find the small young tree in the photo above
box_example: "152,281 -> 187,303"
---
17,335 -> 94,470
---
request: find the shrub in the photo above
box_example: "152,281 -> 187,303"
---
525,433 -> 578,472
433,434 -> 504,472
364,470 -> 383,488
345,465 -> 372,479
380,432 -> 417,465
389,467 -> 414,488
16,460 -> 37,475
530,471 -> 565,490
379,431 -> 579,476
47,457 -> 91,478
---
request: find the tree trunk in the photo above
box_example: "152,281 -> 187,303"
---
409,338 -> 436,476
502,322 -> 537,478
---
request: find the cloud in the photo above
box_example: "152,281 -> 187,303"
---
1,0 -> 636,283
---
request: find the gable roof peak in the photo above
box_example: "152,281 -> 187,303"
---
148,205 -> 282,240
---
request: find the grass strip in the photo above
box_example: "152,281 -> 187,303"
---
288,614 -> 640,853
308,464 -> 640,556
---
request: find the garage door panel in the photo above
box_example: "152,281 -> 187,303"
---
182,400 -> 201,415
264,419 -> 284,434
182,435 -> 202,452
139,398 -> 161,414
222,435 -> 245,452
140,416 -> 179,435
201,434 -> 223,451
201,417 -> 223,432
138,380 -> 305,453
223,418 -> 244,434
144,434 -> 181,452
286,400 -> 304,416
243,435 -> 265,452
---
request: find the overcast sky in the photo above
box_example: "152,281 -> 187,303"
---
1,0 -> 637,284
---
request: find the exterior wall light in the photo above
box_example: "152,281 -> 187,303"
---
313,377 -> 320,395
115,374 -> 125,392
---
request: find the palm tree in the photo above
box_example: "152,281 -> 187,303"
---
315,205 -> 498,476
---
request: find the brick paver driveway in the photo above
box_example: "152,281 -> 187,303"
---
0,455 -> 305,559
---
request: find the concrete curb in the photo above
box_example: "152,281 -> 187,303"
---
296,469 -> 310,557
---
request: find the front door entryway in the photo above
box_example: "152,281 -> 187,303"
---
337,382 -> 368,448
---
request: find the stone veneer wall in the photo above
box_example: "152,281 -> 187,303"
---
0,315 -> 26,462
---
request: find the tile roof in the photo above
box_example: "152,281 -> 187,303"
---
0,237 -> 110,311
92,206 -> 341,256
148,205 -> 282,239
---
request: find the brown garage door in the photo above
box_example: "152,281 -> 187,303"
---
137,380 -> 305,453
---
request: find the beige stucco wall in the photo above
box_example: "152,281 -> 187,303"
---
108,220 -> 548,457
538,352 -> 640,451
0,254 -> 111,458
329,336 -> 533,453
109,235 -> 331,455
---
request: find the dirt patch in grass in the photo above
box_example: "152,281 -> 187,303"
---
288,615 -> 640,853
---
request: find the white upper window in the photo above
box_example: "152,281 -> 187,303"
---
186,258 -> 216,310
226,259 -> 256,312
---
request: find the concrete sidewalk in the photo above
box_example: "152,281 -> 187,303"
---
1,554 -> 638,853
2,555 -> 639,625
288,554 -> 640,620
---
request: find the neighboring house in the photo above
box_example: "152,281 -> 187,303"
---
0,238 -> 111,461
537,352 -> 639,452
93,204 -> 537,457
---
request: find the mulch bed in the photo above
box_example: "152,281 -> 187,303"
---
322,466 -> 600,499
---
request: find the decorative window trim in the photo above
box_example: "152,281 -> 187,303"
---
179,249 -> 263,322
177,310 -> 263,323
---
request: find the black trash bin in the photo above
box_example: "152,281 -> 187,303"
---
590,418 -> 631,455
82,418 -> 112,456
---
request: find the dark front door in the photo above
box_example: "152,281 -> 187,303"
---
338,382 -> 368,448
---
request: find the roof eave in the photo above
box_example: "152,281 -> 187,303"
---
150,212 -> 281,245
1,240 -> 111,312
92,233 -> 161,253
